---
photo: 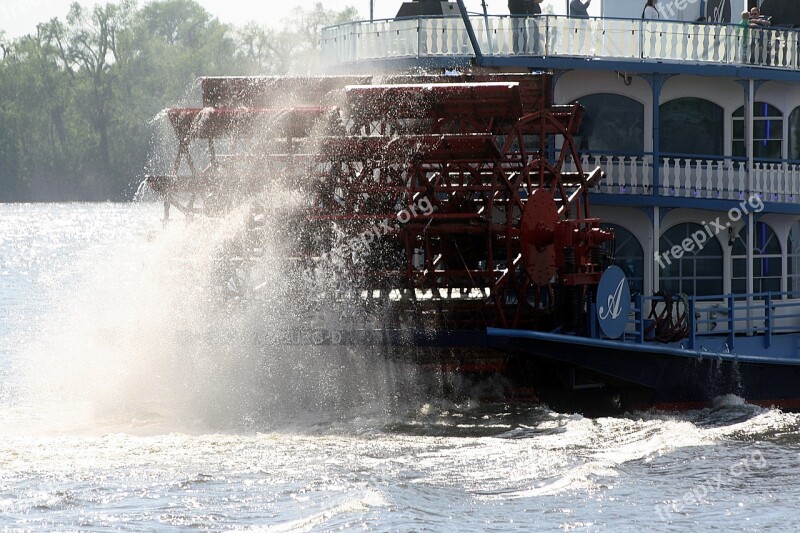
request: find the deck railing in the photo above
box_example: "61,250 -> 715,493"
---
616,292 -> 800,350
321,15 -> 800,71
563,153 -> 800,203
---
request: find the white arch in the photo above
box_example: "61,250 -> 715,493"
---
592,206 -> 653,294
555,71 -> 650,106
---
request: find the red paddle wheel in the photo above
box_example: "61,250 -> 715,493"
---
146,73 -> 612,335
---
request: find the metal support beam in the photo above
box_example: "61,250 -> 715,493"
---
653,205 -> 660,293
642,74 -> 669,196
746,78 -> 755,331
455,0 -> 484,64
481,0 -> 494,55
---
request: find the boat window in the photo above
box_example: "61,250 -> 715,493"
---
573,94 -> 644,154
732,102 -> 783,160
659,223 -> 723,296
600,223 -> 643,295
660,98 -> 724,156
732,222 -> 782,295
789,107 -> 800,160
788,222 -> 800,293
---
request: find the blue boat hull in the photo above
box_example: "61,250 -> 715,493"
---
488,328 -> 800,413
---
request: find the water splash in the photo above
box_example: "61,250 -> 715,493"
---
6,200 -> 424,435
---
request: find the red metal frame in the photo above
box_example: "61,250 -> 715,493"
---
146,74 -> 612,330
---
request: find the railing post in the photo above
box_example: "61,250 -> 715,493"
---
688,297 -> 696,349
639,18 -> 644,59
647,74 -> 665,196
684,158 -> 692,197
636,293 -> 644,343
642,155 -> 650,192
588,290 -> 598,338
351,25 -> 357,61
417,17 -> 421,57
765,292 -> 772,348
482,11 -> 494,55
728,294 -> 736,351
544,15 -> 550,56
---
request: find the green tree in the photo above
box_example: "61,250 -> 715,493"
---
0,0 -> 359,201
0,31 -> 24,199
1,23 -> 82,199
62,2 -> 122,197
293,2 -> 359,73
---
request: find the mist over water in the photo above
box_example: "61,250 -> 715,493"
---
2,200 -> 429,435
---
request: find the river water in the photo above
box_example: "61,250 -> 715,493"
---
1,203 -> 799,531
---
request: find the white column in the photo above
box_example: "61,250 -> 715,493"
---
653,205 -> 660,294
747,79 -> 754,328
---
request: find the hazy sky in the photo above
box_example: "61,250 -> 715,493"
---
0,1 -> 586,39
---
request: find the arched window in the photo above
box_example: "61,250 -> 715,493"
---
732,222 -> 782,294
733,102 -> 782,159
789,107 -> 800,160
660,98 -> 724,156
788,222 -> 800,293
659,223 -> 723,296
574,94 -> 644,154
601,223 -> 644,294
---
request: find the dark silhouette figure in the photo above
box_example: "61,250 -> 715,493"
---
570,0 -> 591,18
508,0 -> 542,53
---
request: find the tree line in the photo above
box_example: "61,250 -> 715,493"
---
0,0 -> 357,201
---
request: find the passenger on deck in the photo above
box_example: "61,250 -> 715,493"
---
739,11 -> 750,26
569,0 -> 591,19
508,0 -> 528,53
641,0 -> 660,57
739,11 -> 751,62
748,6 -> 771,63
749,7 -> 771,27
528,0 -> 542,15
508,0 -> 543,54
527,0 -> 544,54
508,0 -> 527,18
642,0 -> 660,20
739,11 -> 751,63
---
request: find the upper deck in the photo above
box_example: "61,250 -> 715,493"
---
321,14 -> 800,81
319,14 -> 800,214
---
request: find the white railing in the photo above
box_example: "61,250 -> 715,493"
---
564,154 -> 652,195
660,157 -> 747,199
321,15 -> 800,71
321,17 -> 472,63
565,154 -> 800,203
660,158 -> 800,202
